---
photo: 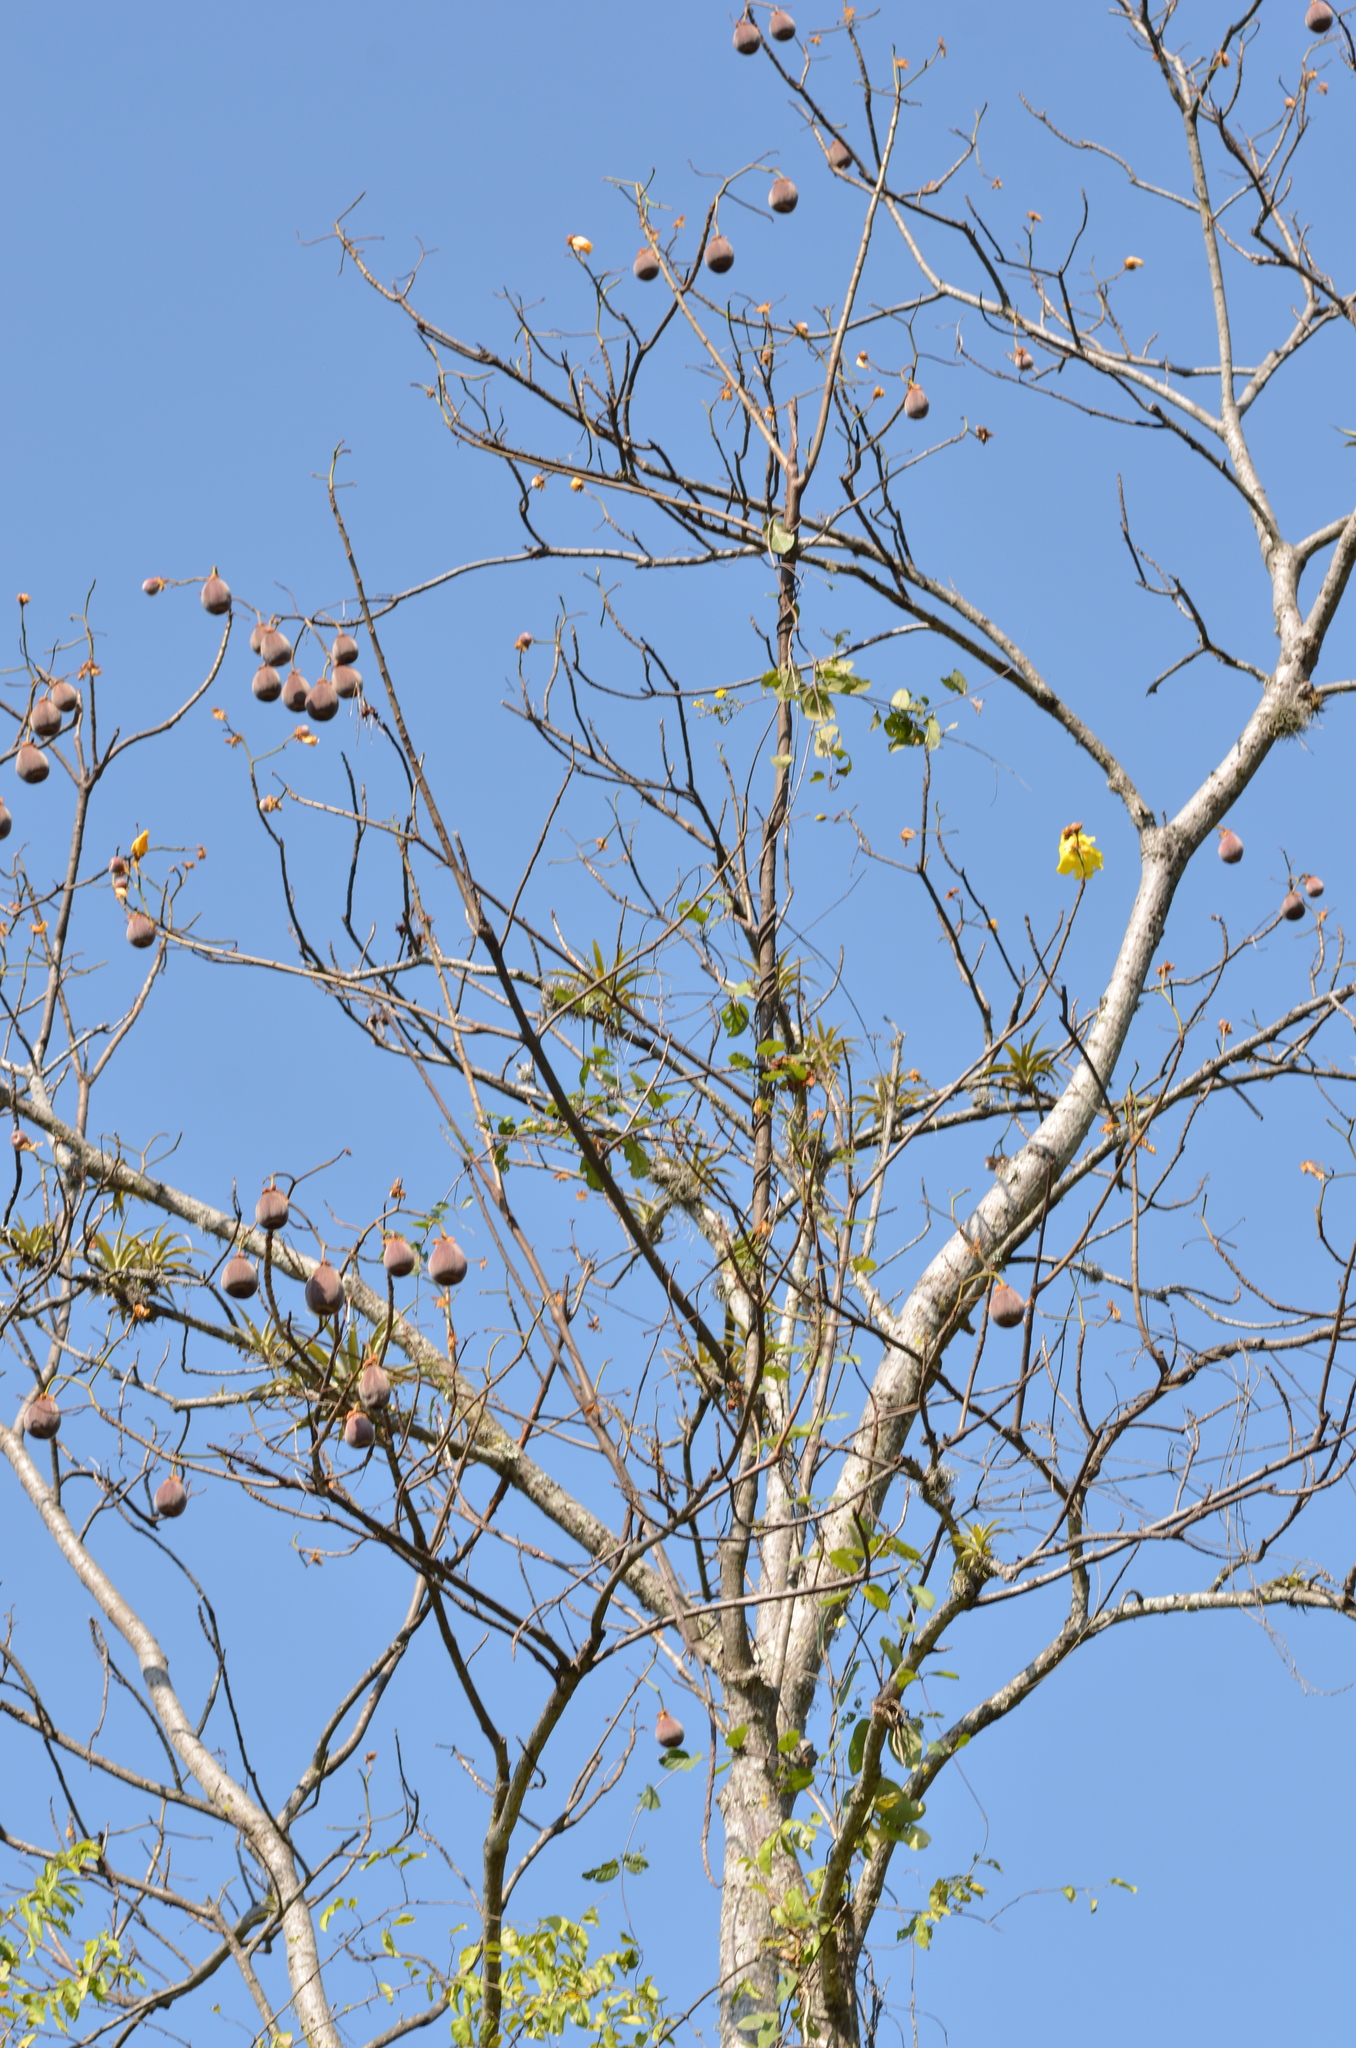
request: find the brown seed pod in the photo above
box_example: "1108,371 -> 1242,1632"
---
903,383 -> 930,421
1013,346 -> 1035,372
733,17 -> 762,53
154,1474 -> 188,1519
1281,889 -> 1306,922
109,854 -> 128,878
705,235 -> 735,275
828,137 -> 853,171
633,248 -> 661,281
427,1234 -> 468,1287
306,678 -> 339,723
305,1261 -> 345,1316
281,671 -> 310,713
29,698 -> 61,740
257,626 -> 293,670
331,633 -> 360,667
1217,828 -> 1244,864
16,743 -> 49,785
142,576 -> 165,596
358,1359 -> 392,1410
50,680 -> 79,715
256,1183 -> 289,1232
989,1280 -> 1027,1329
1306,0 -> 1335,28
333,665 -> 361,700
1305,874 -> 1325,898
769,176 -> 799,214
249,621 -> 268,656
383,1235 -> 416,1279
126,912 -> 156,949
252,664 -> 283,703
0,802 -> 12,842
344,1409 -> 376,1450
655,1710 -> 685,1749
769,7 -> 796,38
201,570 -> 232,616
222,1254 -> 258,1300
24,1392 -> 60,1439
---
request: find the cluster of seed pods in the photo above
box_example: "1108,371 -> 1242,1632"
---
6,672 -> 83,828
1216,827 -> 1325,923
167,567 -> 366,723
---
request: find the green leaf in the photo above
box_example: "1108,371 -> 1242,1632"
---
638,1784 -> 662,1810
725,1726 -> 749,1752
721,999 -> 750,1039
582,1860 -> 621,1883
621,1853 -> 650,1875
829,1547 -> 863,1572
1110,1877 -> 1137,1892
766,519 -> 797,555
777,1728 -> 802,1755
862,1583 -> 891,1611
1062,1886 -> 1077,1902
914,1585 -> 936,1611
940,668 -> 968,694
848,1719 -> 868,1775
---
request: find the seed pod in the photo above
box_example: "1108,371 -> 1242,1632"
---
426,1234 -> 468,1287
201,570 -> 232,616
252,664 -> 282,703
344,1409 -> 376,1450
358,1358 -> 392,1410
332,665 -> 361,700
142,576 -> 165,596
705,235 -> 735,275
29,698 -> 61,739
109,854 -> 128,879
256,1183 -> 289,1232
306,678 -> 339,723
24,1392 -> 60,1439
383,1235 -> 416,1279
733,17 -> 761,53
154,1473 -> 188,1518
126,912 -> 156,949
769,176 -> 799,214
989,1280 -> 1026,1329
1217,828 -> 1244,864
769,7 -> 796,38
331,633 -> 360,667
249,621 -> 268,656
828,137 -> 853,171
305,1261 -> 345,1317
903,383 -> 930,421
1305,874 -> 1325,898
655,1710 -> 685,1749
281,671 -> 310,713
16,744 -> 48,785
222,1253 -> 258,1300
50,680 -> 79,715
1306,0 -> 1335,28
1013,346 -> 1034,372
0,802 -> 12,842
1281,889 -> 1306,922
257,626 -> 293,670
633,248 -> 661,281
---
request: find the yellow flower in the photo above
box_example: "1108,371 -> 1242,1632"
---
130,829 -> 150,861
1056,821 -> 1104,878
566,235 -> 593,255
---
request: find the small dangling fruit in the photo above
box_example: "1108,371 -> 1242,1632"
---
1306,0 -> 1335,29
29,699 -> 61,740
1305,874 -> 1325,898
257,626 -> 293,670
333,665 -> 361,700
344,1409 -> 376,1450
222,1253 -> 258,1300
733,17 -> 762,53
249,621 -> 267,656
201,570 -> 231,616
828,137 -> 853,171
358,1358 -> 392,1410
769,7 -> 796,37
126,912 -> 156,949
655,1710 -> 685,1749
705,235 -> 735,275
0,802 -> 12,841
154,1473 -> 188,1519
383,1235 -> 416,1278
633,248 -> 661,281
1280,889 -> 1306,921
306,678 -> 339,723
305,1261 -> 345,1316
256,1183 -> 289,1231
1013,346 -> 1034,372
281,671 -> 310,713
332,633 -> 360,667
50,680 -> 79,715
989,1280 -> 1026,1329
142,576 -> 165,596
24,1392 -> 60,1439
903,383 -> 930,420
769,176 -> 799,214
252,664 -> 282,702
1217,828 -> 1244,864
16,744 -> 49,785
427,1234 -> 468,1287
109,855 -> 128,879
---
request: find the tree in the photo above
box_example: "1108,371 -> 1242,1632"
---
3,5 -> 1356,2044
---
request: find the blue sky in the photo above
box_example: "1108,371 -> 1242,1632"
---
2,3 -> 1354,2044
